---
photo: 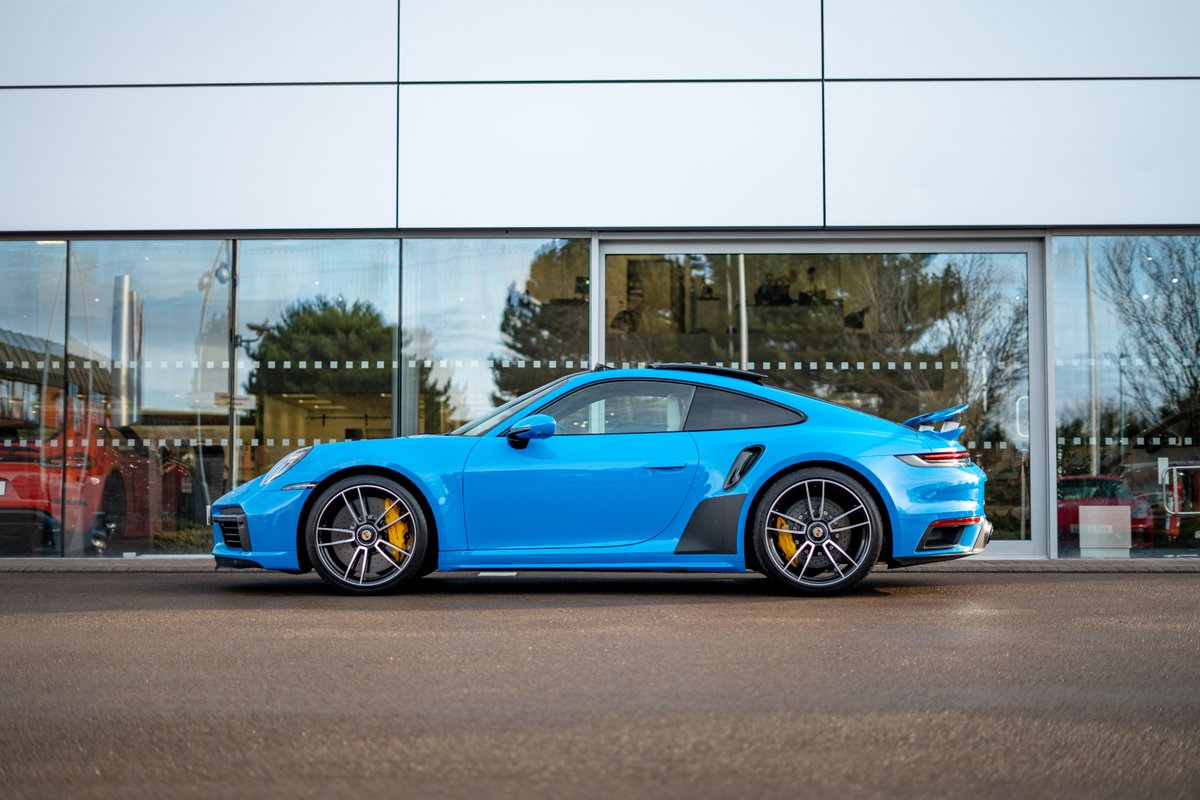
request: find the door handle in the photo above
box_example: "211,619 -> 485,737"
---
645,464 -> 687,471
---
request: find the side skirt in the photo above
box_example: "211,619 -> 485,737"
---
674,494 -> 747,556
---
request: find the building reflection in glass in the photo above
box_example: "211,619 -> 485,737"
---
0,242 -> 67,556
37,240 -> 233,557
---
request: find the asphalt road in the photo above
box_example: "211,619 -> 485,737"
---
1,569 -> 1198,800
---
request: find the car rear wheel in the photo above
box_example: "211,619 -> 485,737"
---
305,475 -> 427,595
753,468 -> 882,595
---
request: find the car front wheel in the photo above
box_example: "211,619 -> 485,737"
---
305,475 -> 427,595
753,468 -> 882,595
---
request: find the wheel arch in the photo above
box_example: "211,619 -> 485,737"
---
743,459 -> 894,570
294,465 -> 440,576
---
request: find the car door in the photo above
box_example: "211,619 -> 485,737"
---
462,379 -> 700,550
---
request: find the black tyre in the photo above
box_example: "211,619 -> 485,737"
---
752,468 -> 882,595
304,475 -> 428,595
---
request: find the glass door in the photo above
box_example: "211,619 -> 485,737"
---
1052,236 -> 1200,558
600,240 -> 1044,556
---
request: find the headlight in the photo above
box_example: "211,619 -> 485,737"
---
260,447 -> 311,486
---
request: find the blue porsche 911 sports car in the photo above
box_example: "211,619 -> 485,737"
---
211,364 -> 990,595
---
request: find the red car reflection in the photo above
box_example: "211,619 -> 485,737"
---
0,424 -> 182,555
1057,475 -> 1154,549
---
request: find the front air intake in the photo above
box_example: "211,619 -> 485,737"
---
213,507 -> 251,551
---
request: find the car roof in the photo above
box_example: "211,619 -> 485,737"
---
648,362 -> 767,383
590,362 -> 767,383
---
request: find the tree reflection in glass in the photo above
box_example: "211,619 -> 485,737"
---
1054,236 -> 1200,556
401,239 -> 589,433
604,251 -> 1030,540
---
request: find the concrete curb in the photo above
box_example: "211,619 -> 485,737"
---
0,557 -> 231,573
1,557 -> 1198,574
893,558 -> 1200,573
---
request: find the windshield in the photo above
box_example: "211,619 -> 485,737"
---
450,376 -> 571,437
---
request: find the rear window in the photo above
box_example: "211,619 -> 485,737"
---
685,386 -> 803,431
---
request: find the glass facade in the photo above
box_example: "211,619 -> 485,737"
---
0,242 -> 66,555
400,239 -> 589,434
64,240 -> 232,555
237,240 -> 400,483
0,232 -> 1195,558
1053,236 -> 1200,556
606,250 -> 1031,541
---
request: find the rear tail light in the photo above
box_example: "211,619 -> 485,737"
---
896,451 -> 971,468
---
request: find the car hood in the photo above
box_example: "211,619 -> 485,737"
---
214,434 -> 478,508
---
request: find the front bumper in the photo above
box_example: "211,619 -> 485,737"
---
210,477 -> 311,572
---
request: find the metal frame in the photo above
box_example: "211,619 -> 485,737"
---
1041,233 -> 1059,560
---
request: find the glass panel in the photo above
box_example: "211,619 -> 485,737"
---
1053,236 -> 1200,557
605,251 -> 1031,541
685,387 -> 803,431
605,254 -> 740,368
540,380 -> 696,435
237,240 -> 400,482
0,242 -> 67,556
66,240 -> 231,556
452,377 -> 570,438
401,239 -> 589,434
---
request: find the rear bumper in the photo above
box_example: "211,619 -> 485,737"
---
889,518 -> 992,568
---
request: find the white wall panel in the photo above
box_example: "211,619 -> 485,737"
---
400,0 -> 820,81
0,1 -> 396,85
0,86 -> 396,231
826,1 -> 1200,79
825,80 -> 1200,227
398,82 -> 822,228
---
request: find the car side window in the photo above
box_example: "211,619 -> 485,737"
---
539,380 -> 696,435
684,386 -> 804,431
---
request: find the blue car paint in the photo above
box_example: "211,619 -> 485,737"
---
212,368 -> 987,574
461,431 -> 699,550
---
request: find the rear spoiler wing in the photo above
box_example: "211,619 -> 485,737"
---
901,403 -> 969,442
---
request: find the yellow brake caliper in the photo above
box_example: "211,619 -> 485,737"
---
384,506 -> 409,564
776,515 -> 798,564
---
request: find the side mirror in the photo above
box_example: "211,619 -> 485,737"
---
506,414 -> 557,449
